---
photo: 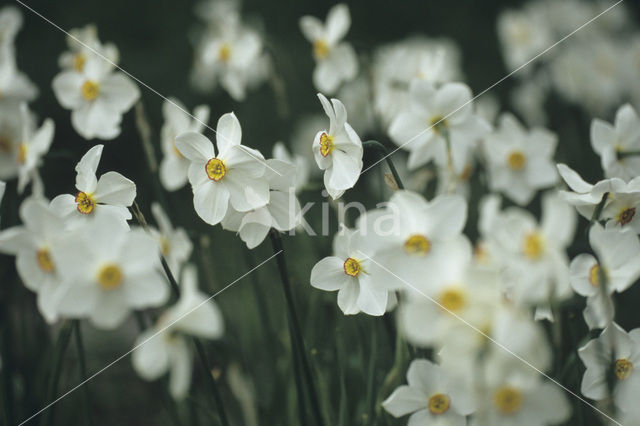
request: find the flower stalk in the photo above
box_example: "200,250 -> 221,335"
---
362,140 -> 405,190
44,320 -> 73,426
73,320 -> 93,426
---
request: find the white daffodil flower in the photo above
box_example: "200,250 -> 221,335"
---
52,215 -> 169,329
272,142 -> 309,192
132,264 -> 223,399
483,113 -> 558,206
175,112 -> 269,226
389,80 -> 490,173
0,198 -> 66,323
382,359 -> 474,426
0,59 -> 38,108
57,24 -> 119,73
50,144 -> 136,227
579,322 -> 640,413
570,224 -> 640,329
159,98 -> 210,192
300,4 -> 358,94
312,93 -> 363,200
52,53 -> 140,140
496,6 -> 552,73
150,203 -> 192,277
311,226 -> 395,316
591,104 -> 640,181
222,159 -> 301,249
15,104 -> 55,194
0,105 -> 22,181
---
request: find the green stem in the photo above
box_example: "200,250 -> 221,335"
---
44,321 -> 74,426
288,316 -> 309,425
192,339 -> 230,426
362,140 -> 405,190
269,230 -> 325,426
73,321 -> 93,426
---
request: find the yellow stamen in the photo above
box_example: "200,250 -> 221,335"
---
319,132 -> 334,157
428,393 -> 450,415
589,264 -> 605,287
97,264 -> 124,290
523,232 -> 544,260
72,53 -> 86,72
17,143 -> 27,164
617,207 -> 636,226
615,359 -> 633,380
36,248 -> 55,273
404,234 -> 431,256
439,287 -> 466,312
430,116 -> 448,134
313,40 -> 330,60
219,44 -> 231,63
75,191 -> 96,215
507,151 -> 526,171
81,80 -> 100,101
160,236 -> 170,257
343,257 -> 362,277
493,386 -> 523,415
172,138 -> 183,158
205,158 -> 226,181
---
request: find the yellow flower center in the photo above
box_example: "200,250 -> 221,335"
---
343,257 -> 362,277
428,393 -> 450,415
17,143 -> 27,164
429,116 -> 448,134
97,264 -> 124,290
75,191 -> 97,214
36,248 -> 55,273
160,236 -> 171,256
439,287 -> 466,312
73,53 -> 86,72
319,132 -> 334,157
493,386 -> 523,415
0,135 -> 12,153
205,158 -> 226,181
81,80 -> 100,101
589,264 -> 608,287
507,151 -> 526,171
404,234 -> 431,256
313,40 -> 330,60
523,232 -> 544,260
617,207 -> 636,226
219,43 -> 232,63
615,359 -> 634,380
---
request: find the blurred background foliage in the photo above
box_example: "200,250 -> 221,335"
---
2,0 -> 640,425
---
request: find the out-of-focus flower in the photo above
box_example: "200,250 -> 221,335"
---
336,75 -> 375,136
52,52 -> 140,140
389,80 -> 490,173
15,104 -> 55,194
222,159 -> 301,249
483,113 -> 558,206
272,142 -> 309,192
132,265 -> 223,399
150,203 -> 192,277
300,4 -> 358,95
52,215 -> 169,329
510,75 -> 549,126
0,198 -> 66,323
57,24 -> 119,73
159,98 -> 210,191
0,63 -> 38,108
312,93 -> 362,200
591,104 -> 640,181
50,144 -> 136,227
496,6 -> 552,73
0,6 -> 22,63
0,105 -> 22,180
175,112 -> 269,226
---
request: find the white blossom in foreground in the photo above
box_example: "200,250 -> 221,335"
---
591,104 -> 640,181
0,198 -> 66,323
50,145 -> 136,227
52,53 -> 140,140
150,203 -> 193,277
383,359 -> 474,425
132,265 -> 223,399
483,113 -> 558,206
15,104 -> 55,194
389,80 -> 490,173
300,3 -> 358,94
312,94 -> 362,200
222,159 -> 301,249
52,215 -> 169,329
175,112 -> 269,226
159,98 -> 210,191
579,323 -> 640,413
570,224 -> 640,329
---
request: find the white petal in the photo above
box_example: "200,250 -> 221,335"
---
310,256 -> 348,291
100,72 -> 140,112
168,338 -> 193,399
94,171 -> 136,206
75,144 -> 103,192
132,327 -> 171,381
382,386 -> 426,417
215,112 -> 242,154
193,183 -> 230,226
175,132 -> 215,162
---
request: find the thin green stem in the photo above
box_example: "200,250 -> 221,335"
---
44,321 -> 74,426
362,140 -> 405,190
192,339 -> 230,426
269,230 -> 325,426
73,321 -> 93,426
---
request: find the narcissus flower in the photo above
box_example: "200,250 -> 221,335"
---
52,215 -> 169,329
483,113 -> 558,206
389,80 -> 490,173
57,24 -> 119,73
50,144 -> 136,227
15,104 -> 55,194
300,4 -> 358,94
175,112 -> 269,226
382,359 -> 474,425
312,93 -> 363,200
591,104 -> 640,181
159,98 -> 210,191
496,6 -> 552,73
52,52 -> 140,140
150,203 -> 193,277
132,265 -> 223,399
